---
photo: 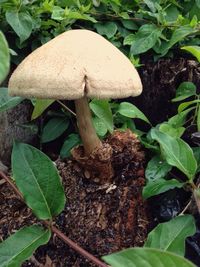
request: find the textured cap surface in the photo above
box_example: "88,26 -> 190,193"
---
9,30 -> 142,100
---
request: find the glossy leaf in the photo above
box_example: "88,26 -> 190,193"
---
159,123 -> 185,138
93,116 -> 108,137
172,82 -> 196,102
103,247 -> 196,267
41,117 -> 69,143
143,178 -> 184,199
145,215 -> 196,256
181,46 -> 200,62
60,133 -> 81,158
6,11 -> 33,43
89,100 -> 113,133
31,99 -> 55,120
150,129 -> 197,180
12,142 -> 66,220
0,225 -> 50,267
118,102 -> 150,124
0,87 -> 23,112
145,155 -> 172,182
0,31 -> 10,84
94,22 -> 118,38
178,100 -> 200,113
130,24 -> 162,55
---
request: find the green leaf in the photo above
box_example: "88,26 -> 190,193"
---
94,22 -> 118,39
0,225 -> 50,267
178,100 -> 200,113
145,155 -> 172,182
172,82 -> 196,102
159,123 -> 185,138
130,24 -> 162,55
60,133 -> 81,158
102,247 -> 196,267
145,215 -> 196,256
118,102 -> 150,124
6,11 -> 33,43
0,87 -> 23,112
143,178 -> 184,199
123,34 -> 135,46
12,142 -> 66,220
0,31 -> 10,84
121,20 -> 138,30
31,99 -> 55,120
196,0 -> 200,8
197,105 -> 200,131
181,46 -> 200,63
193,147 -> 200,173
150,129 -> 197,180
168,108 -> 195,127
41,117 -> 69,143
89,99 -> 113,133
93,116 -> 108,137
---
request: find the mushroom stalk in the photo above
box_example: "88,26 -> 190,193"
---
75,96 -> 102,156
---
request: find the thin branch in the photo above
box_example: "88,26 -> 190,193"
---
57,100 -> 76,117
0,171 -> 108,267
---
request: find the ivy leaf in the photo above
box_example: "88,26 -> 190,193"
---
172,82 -> 196,102
31,99 -> 55,120
143,178 -> 184,199
60,133 -> 81,158
150,129 -> 197,180
94,22 -> 118,39
12,142 -> 66,220
89,99 -> 113,133
103,247 -> 196,267
41,117 -> 69,143
0,226 -> 51,267
6,11 -> 33,43
118,102 -> 150,124
0,87 -> 23,112
0,31 -> 10,84
181,46 -> 200,63
130,24 -> 162,55
145,155 -> 172,182
145,215 -> 196,256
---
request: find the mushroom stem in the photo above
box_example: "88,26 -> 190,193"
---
75,96 -> 102,156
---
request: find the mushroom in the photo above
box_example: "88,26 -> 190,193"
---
8,29 -> 142,182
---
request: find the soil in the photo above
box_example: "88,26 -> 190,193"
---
0,130 -> 150,267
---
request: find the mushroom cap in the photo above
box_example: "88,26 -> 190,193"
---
9,30 -> 142,100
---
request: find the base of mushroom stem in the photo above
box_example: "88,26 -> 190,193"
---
71,129 -> 145,184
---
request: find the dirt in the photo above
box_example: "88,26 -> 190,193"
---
0,130 -> 150,267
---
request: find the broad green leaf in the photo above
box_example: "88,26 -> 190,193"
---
159,123 -> 185,138
123,34 -> 135,46
130,24 -> 162,55
145,155 -> 172,182
0,31 -> 10,84
12,142 -> 66,220
197,105 -> 200,131
31,99 -> 55,120
94,22 -> 118,39
172,82 -> 196,102
60,133 -> 81,158
145,215 -> 196,256
6,11 -> 33,43
41,117 -> 69,143
89,100 -> 113,133
168,108 -> 195,126
0,88 -> 23,112
93,116 -> 108,137
150,129 -> 197,180
103,247 -> 196,267
193,147 -> 200,173
178,100 -> 200,113
118,102 -> 150,124
121,20 -> 138,30
161,26 -> 198,55
181,46 -> 200,63
143,178 -> 184,199
0,225 -> 50,267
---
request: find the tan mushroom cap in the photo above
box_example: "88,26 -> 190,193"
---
9,29 -> 142,100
